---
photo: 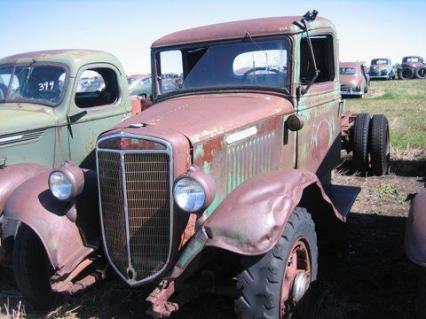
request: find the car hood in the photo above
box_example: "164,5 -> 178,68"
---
401,62 -> 424,68
340,75 -> 362,87
370,64 -> 390,70
119,92 -> 294,144
0,103 -> 57,136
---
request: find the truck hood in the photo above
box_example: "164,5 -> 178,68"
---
120,92 -> 294,144
0,104 -> 57,136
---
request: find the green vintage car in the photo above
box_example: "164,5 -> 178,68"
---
0,49 -> 133,213
128,73 -> 152,97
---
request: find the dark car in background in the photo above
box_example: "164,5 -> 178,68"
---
369,58 -> 396,80
398,56 -> 426,80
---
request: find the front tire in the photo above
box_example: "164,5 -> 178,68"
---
13,224 -> 62,310
235,207 -> 318,319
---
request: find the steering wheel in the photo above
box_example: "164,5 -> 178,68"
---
0,83 -> 7,100
242,67 -> 282,81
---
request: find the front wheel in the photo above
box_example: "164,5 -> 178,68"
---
13,224 -> 63,310
235,207 -> 318,319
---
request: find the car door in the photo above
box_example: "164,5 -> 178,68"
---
67,63 -> 129,168
295,33 -> 341,183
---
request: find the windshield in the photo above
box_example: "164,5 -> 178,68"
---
155,38 -> 291,97
0,64 -> 67,106
340,67 -> 357,75
371,59 -> 388,65
403,57 -> 421,63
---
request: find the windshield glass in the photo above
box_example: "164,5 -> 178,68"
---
155,38 -> 291,97
0,64 -> 66,106
371,59 -> 388,65
340,67 -> 357,75
403,57 -> 420,63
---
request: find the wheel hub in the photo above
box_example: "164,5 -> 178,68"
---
292,272 -> 310,302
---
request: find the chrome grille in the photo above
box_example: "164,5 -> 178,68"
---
124,153 -> 170,280
97,151 -> 128,276
97,137 -> 172,284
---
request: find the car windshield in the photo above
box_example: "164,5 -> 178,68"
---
371,59 -> 388,65
340,67 -> 356,75
155,38 -> 291,97
403,57 -> 420,63
0,64 -> 67,106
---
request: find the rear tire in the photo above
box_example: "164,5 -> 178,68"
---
352,113 -> 371,175
13,224 -> 62,311
415,67 -> 426,79
235,207 -> 318,319
369,114 -> 390,176
399,68 -> 414,80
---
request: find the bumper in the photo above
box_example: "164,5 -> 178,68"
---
341,89 -> 363,96
369,75 -> 389,79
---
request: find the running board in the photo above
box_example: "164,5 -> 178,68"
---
324,184 -> 360,219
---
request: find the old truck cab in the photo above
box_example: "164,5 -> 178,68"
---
3,11 -> 390,319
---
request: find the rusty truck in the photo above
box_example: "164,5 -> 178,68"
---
2,11 -> 390,318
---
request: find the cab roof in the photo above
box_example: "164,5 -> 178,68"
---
152,16 -> 335,48
0,49 -> 124,77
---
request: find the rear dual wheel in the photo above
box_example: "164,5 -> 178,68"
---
235,208 -> 318,319
352,113 -> 390,176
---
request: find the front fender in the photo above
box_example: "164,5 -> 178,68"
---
4,170 -> 100,275
405,188 -> 426,266
171,169 -> 342,278
0,163 -> 46,213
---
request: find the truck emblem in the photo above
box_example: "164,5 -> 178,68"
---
225,126 -> 257,145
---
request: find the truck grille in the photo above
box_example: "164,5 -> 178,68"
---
97,141 -> 172,284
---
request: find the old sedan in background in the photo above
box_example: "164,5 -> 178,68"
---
340,62 -> 370,97
369,58 -> 396,80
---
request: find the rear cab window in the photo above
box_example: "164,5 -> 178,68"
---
75,68 -> 119,108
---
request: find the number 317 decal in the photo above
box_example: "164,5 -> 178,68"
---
38,81 -> 55,91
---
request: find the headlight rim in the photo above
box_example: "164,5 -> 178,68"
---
48,161 -> 85,202
173,166 -> 216,214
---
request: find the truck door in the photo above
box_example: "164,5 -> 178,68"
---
296,33 -> 341,182
67,64 -> 129,168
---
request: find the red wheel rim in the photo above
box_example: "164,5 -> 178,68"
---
280,239 -> 311,318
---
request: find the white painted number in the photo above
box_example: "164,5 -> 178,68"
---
38,81 -> 55,91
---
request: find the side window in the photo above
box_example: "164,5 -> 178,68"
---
158,50 -> 183,94
75,68 -> 119,108
300,35 -> 335,84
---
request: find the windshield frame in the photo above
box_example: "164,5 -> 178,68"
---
151,35 -> 293,102
0,61 -> 69,107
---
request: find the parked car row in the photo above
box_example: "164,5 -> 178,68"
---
0,10 -> 417,319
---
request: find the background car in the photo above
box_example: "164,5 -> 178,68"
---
128,73 -> 152,97
340,62 -> 370,97
398,56 -> 426,80
369,58 -> 396,80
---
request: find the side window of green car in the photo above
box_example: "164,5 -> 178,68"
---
75,68 -> 119,108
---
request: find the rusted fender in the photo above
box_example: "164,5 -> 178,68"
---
405,188 -> 426,266
4,170 -> 100,275
171,169 -> 342,278
0,163 -> 46,213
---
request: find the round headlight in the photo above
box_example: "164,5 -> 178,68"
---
173,177 -> 206,212
49,171 -> 73,201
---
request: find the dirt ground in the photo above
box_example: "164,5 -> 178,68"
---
0,149 -> 424,319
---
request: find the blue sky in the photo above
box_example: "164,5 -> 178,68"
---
1,0 -> 425,74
